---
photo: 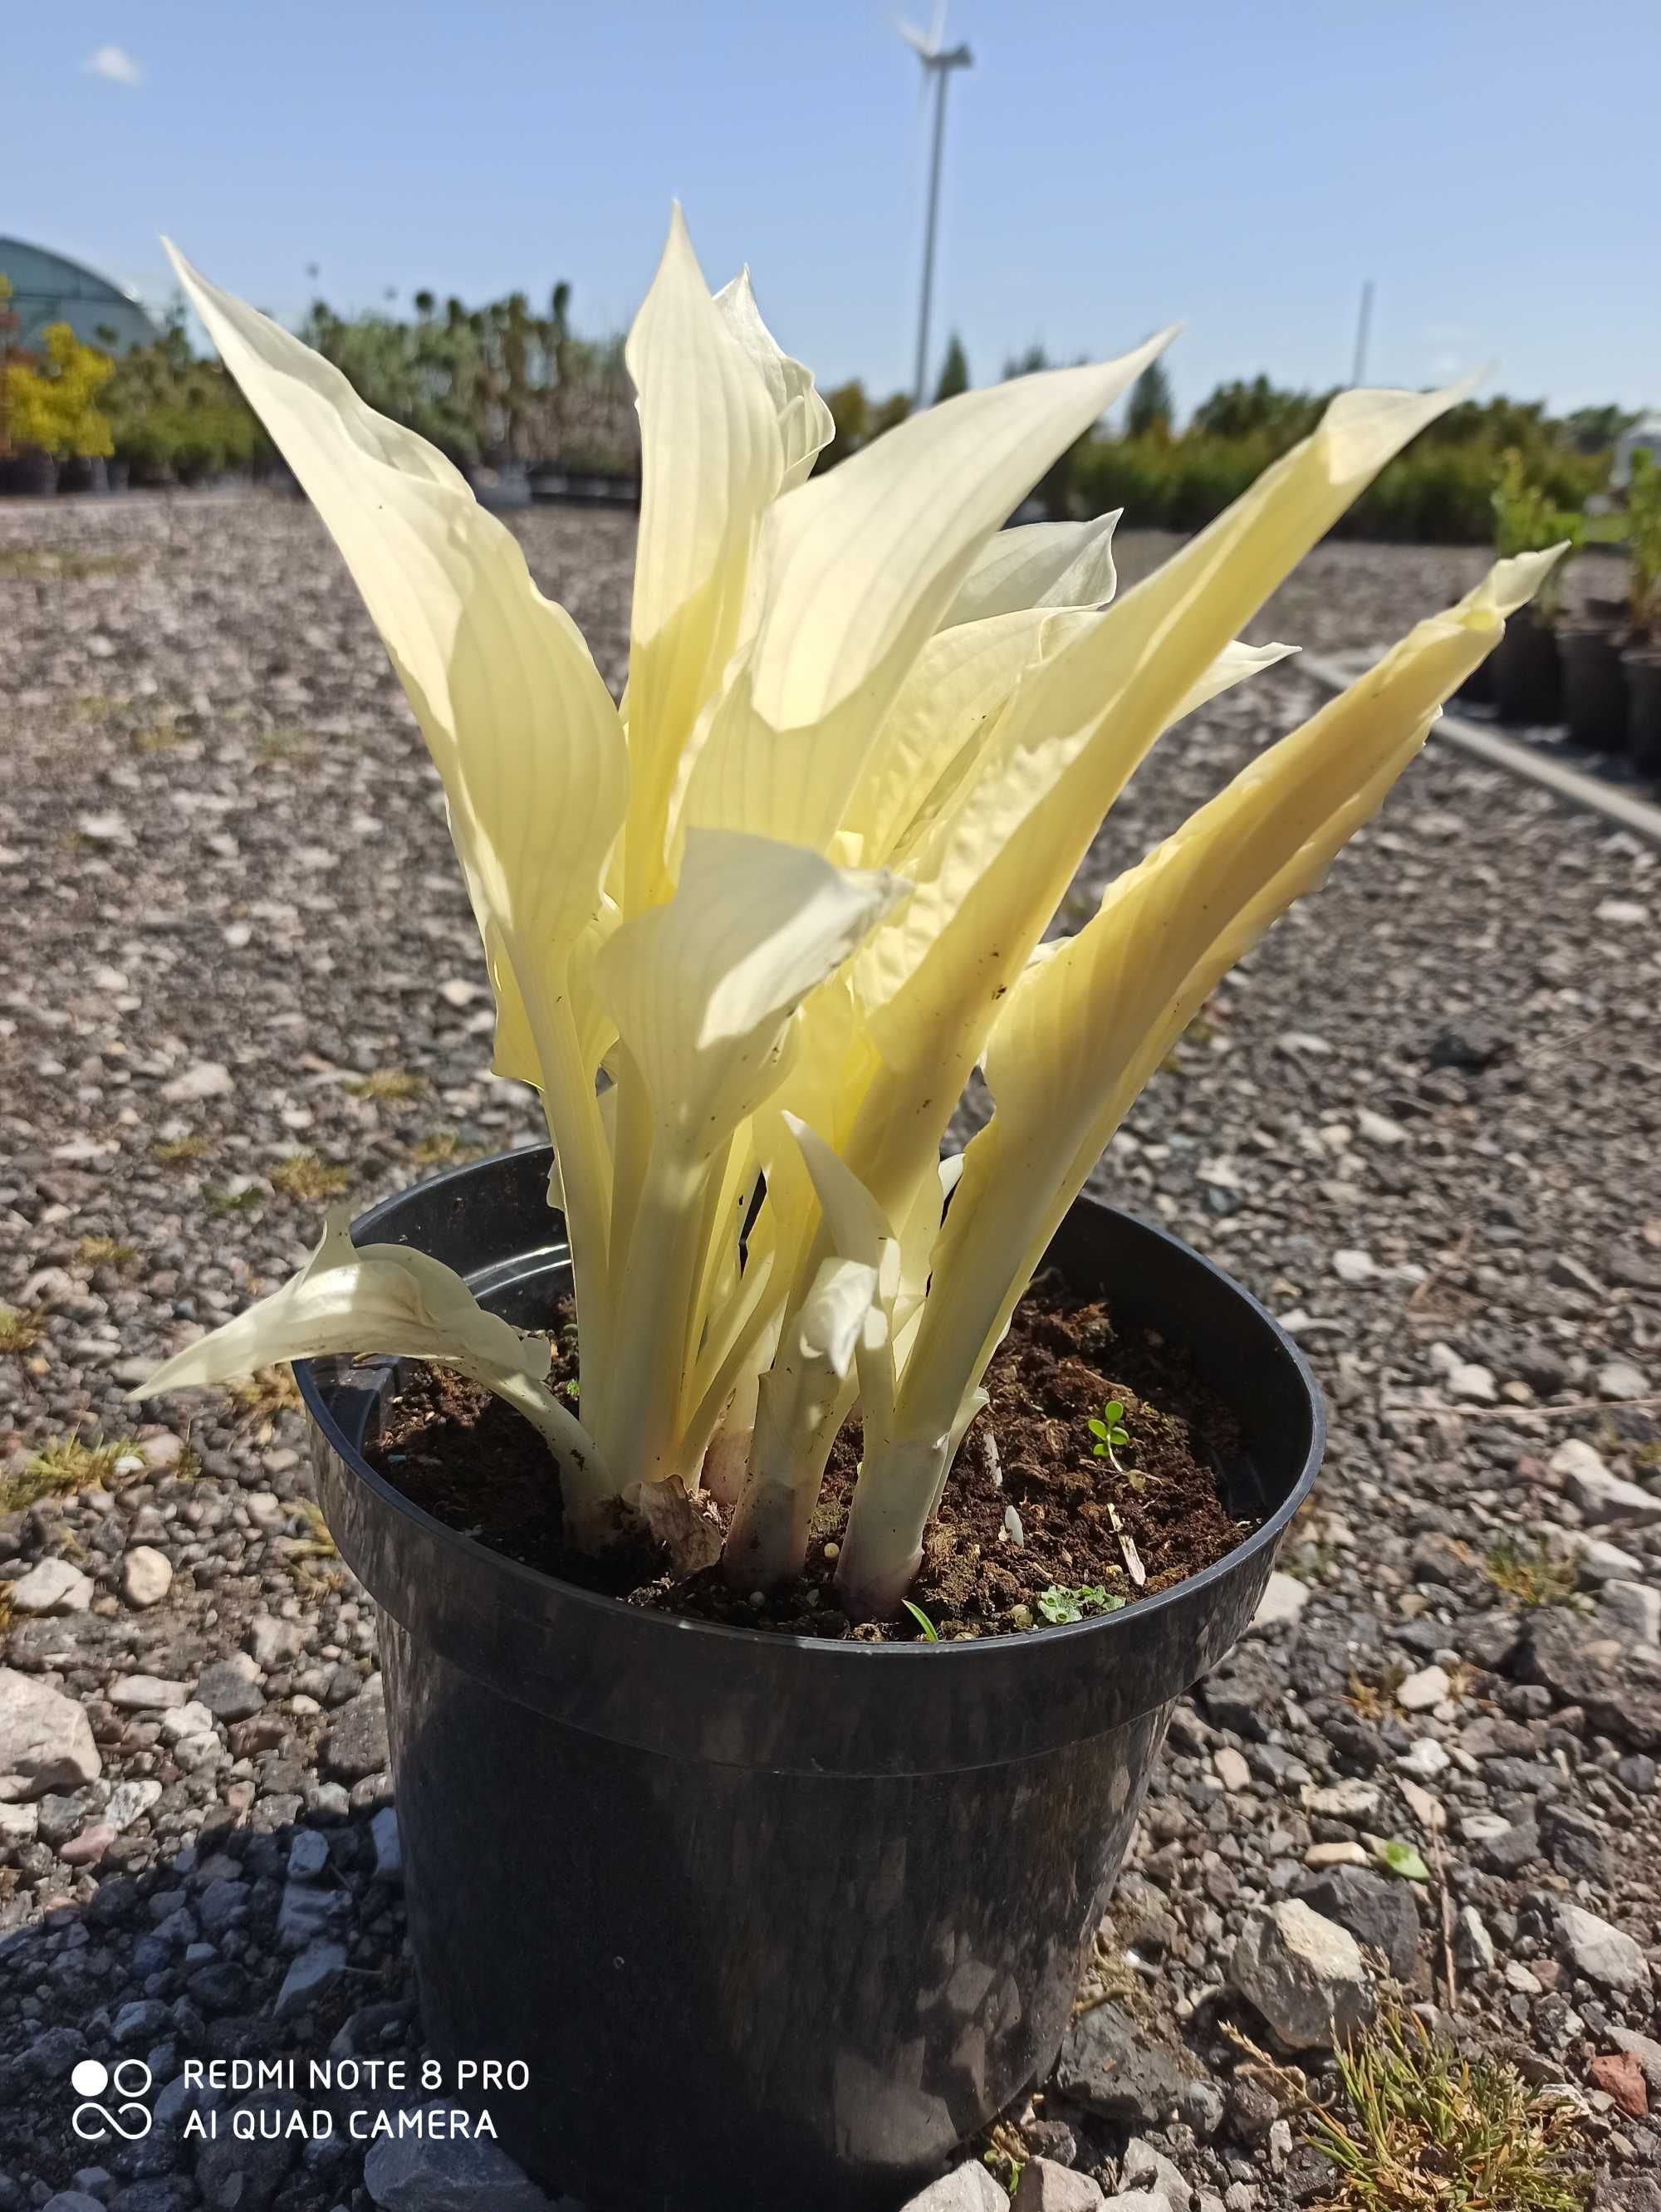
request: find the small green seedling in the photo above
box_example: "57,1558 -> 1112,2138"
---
901,1599 -> 940,1641
1036,1583 -> 1126,1626
1087,1397 -> 1131,1465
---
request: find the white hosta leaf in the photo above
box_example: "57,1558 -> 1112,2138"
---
595,830 -> 904,1162
897,548 -> 1563,1436
679,334 -> 1175,855
164,244 -> 628,1087
838,378 -> 1477,1230
135,1212 -> 608,1498
1171,637 -> 1298,721
944,511 -> 1121,627
623,208 -> 784,909
713,268 -> 835,492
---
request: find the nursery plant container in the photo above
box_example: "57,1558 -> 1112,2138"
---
1624,648 -> 1661,776
298,1145 -> 1323,2212
3,452 -> 58,497
1490,604 -> 1561,726
1559,623 -> 1629,751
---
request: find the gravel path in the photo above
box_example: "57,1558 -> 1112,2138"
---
2,492 -> 1658,2212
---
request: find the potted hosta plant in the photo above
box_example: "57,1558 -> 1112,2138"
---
140,217 -> 1559,2210
1486,448 -> 1582,724
1619,449 -> 1661,772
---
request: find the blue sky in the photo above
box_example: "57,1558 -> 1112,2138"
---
10,1 -> 1658,418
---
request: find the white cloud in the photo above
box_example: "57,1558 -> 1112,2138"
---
82,44 -> 144,86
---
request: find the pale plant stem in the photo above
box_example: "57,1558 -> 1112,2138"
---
589,1156 -> 709,1491
524,971 -> 614,1415
723,1365 -> 857,1590
832,1432 -> 952,1620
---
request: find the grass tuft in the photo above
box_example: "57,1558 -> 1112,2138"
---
77,1236 -> 138,1270
1483,1539 -> 1577,1609
153,1134 -> 211,1165
409,1128 -> 483,1168
0,1307 -> 44,1354
1,1431 -> 145,1512
349,1069 -> 425,1102
228,1365 -> 302,1430
256,727 -> 317,766
203,1183 -> 263,1215
268,1153 -> 350,1202
1309,1994 -> 1589,2212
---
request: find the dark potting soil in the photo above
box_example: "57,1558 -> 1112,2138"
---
366,1273 -> 1255,1642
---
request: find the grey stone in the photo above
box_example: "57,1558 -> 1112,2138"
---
194,1657 -> 266,1723
114,1999 -> 172,2045
287,1828 -> 331,1881
1293,1867 -> 1419,1982
363,2105 -> 552,2210
107,1675 -> 190,1711
1547,1528 -> 1647,1587
1601,1581 -> 1661,1647
0,1668 -> 101,1799
120,1546 -> 174,1609
1120,2138 -> 1192,2212
1521,1611 -> 1661,1750
1551,1440 -> 1661,1527
1454,1906 -> 1495,1972
10,1559 -> 96,1615
161,1059 -> 232,1103
1248,1573 -> 1309,1634
277,1877 -> 349,1951
1396,1665 -> 1449,1712
276,1940 -> 349,2020
1230,1901 -> 1374,2049
1597,1360 -> 1649,1402
371,1804 -> 403,1885
322,1683 -> 390,1782
1013,2163 -> 1102,2212
1053,2002 -> 1206,2127
196,2092 -> 301,2211
1556,1903 -> 1651,1994
43,2195 -> 106,2212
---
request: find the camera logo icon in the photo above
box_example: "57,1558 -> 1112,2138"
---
71,2058 -> 154,2141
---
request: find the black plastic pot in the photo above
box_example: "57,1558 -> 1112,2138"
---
1559,624 -> 1629,751
1490,604 -> 1560,726
1625,648 -> 1661,776
298,1148 -> 1322,2212
2,452 -> 58,497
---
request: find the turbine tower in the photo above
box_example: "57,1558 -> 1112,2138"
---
899,2 -> 973,407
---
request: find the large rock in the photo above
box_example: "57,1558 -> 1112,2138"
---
1013,2164 -> 1100,2212
1293,1867 -> 1420,1982
322,1681 -> 390,1782
9,1559 -> 96,1615
1249,1573 -> 1310,1634
1053,2003 -> 1211,2130
1230,1901 -> 1374,2050
362,2105 -> 551,2210
0,1669 -> 100,1801
1556,1904 -> 1652,1996
196,2092 -> 301,2211
1519,1611 -> 1661,1750
1550,1440 -> 1661,1528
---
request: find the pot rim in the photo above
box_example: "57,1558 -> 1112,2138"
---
296,1148 -> 1323,1673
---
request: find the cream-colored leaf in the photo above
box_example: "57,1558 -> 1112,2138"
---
596,830 -> 904,1162
944,511 -> 1121,627
840,378 -> 1477,1230
624,209 -> 784,910
713,267 -> 835,492
165,245 -> 626,1324
897,548 -> 1562,1436
678,334 -> 1175,855
136,1211 -> 608,1502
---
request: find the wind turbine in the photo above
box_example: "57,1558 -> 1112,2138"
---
898,0 -> 973,407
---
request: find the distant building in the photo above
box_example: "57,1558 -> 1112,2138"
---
0,237 -> 160,355
1612,412 -> 1661,492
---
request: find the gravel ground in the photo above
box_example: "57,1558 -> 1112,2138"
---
2,491 -> 1659,2212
